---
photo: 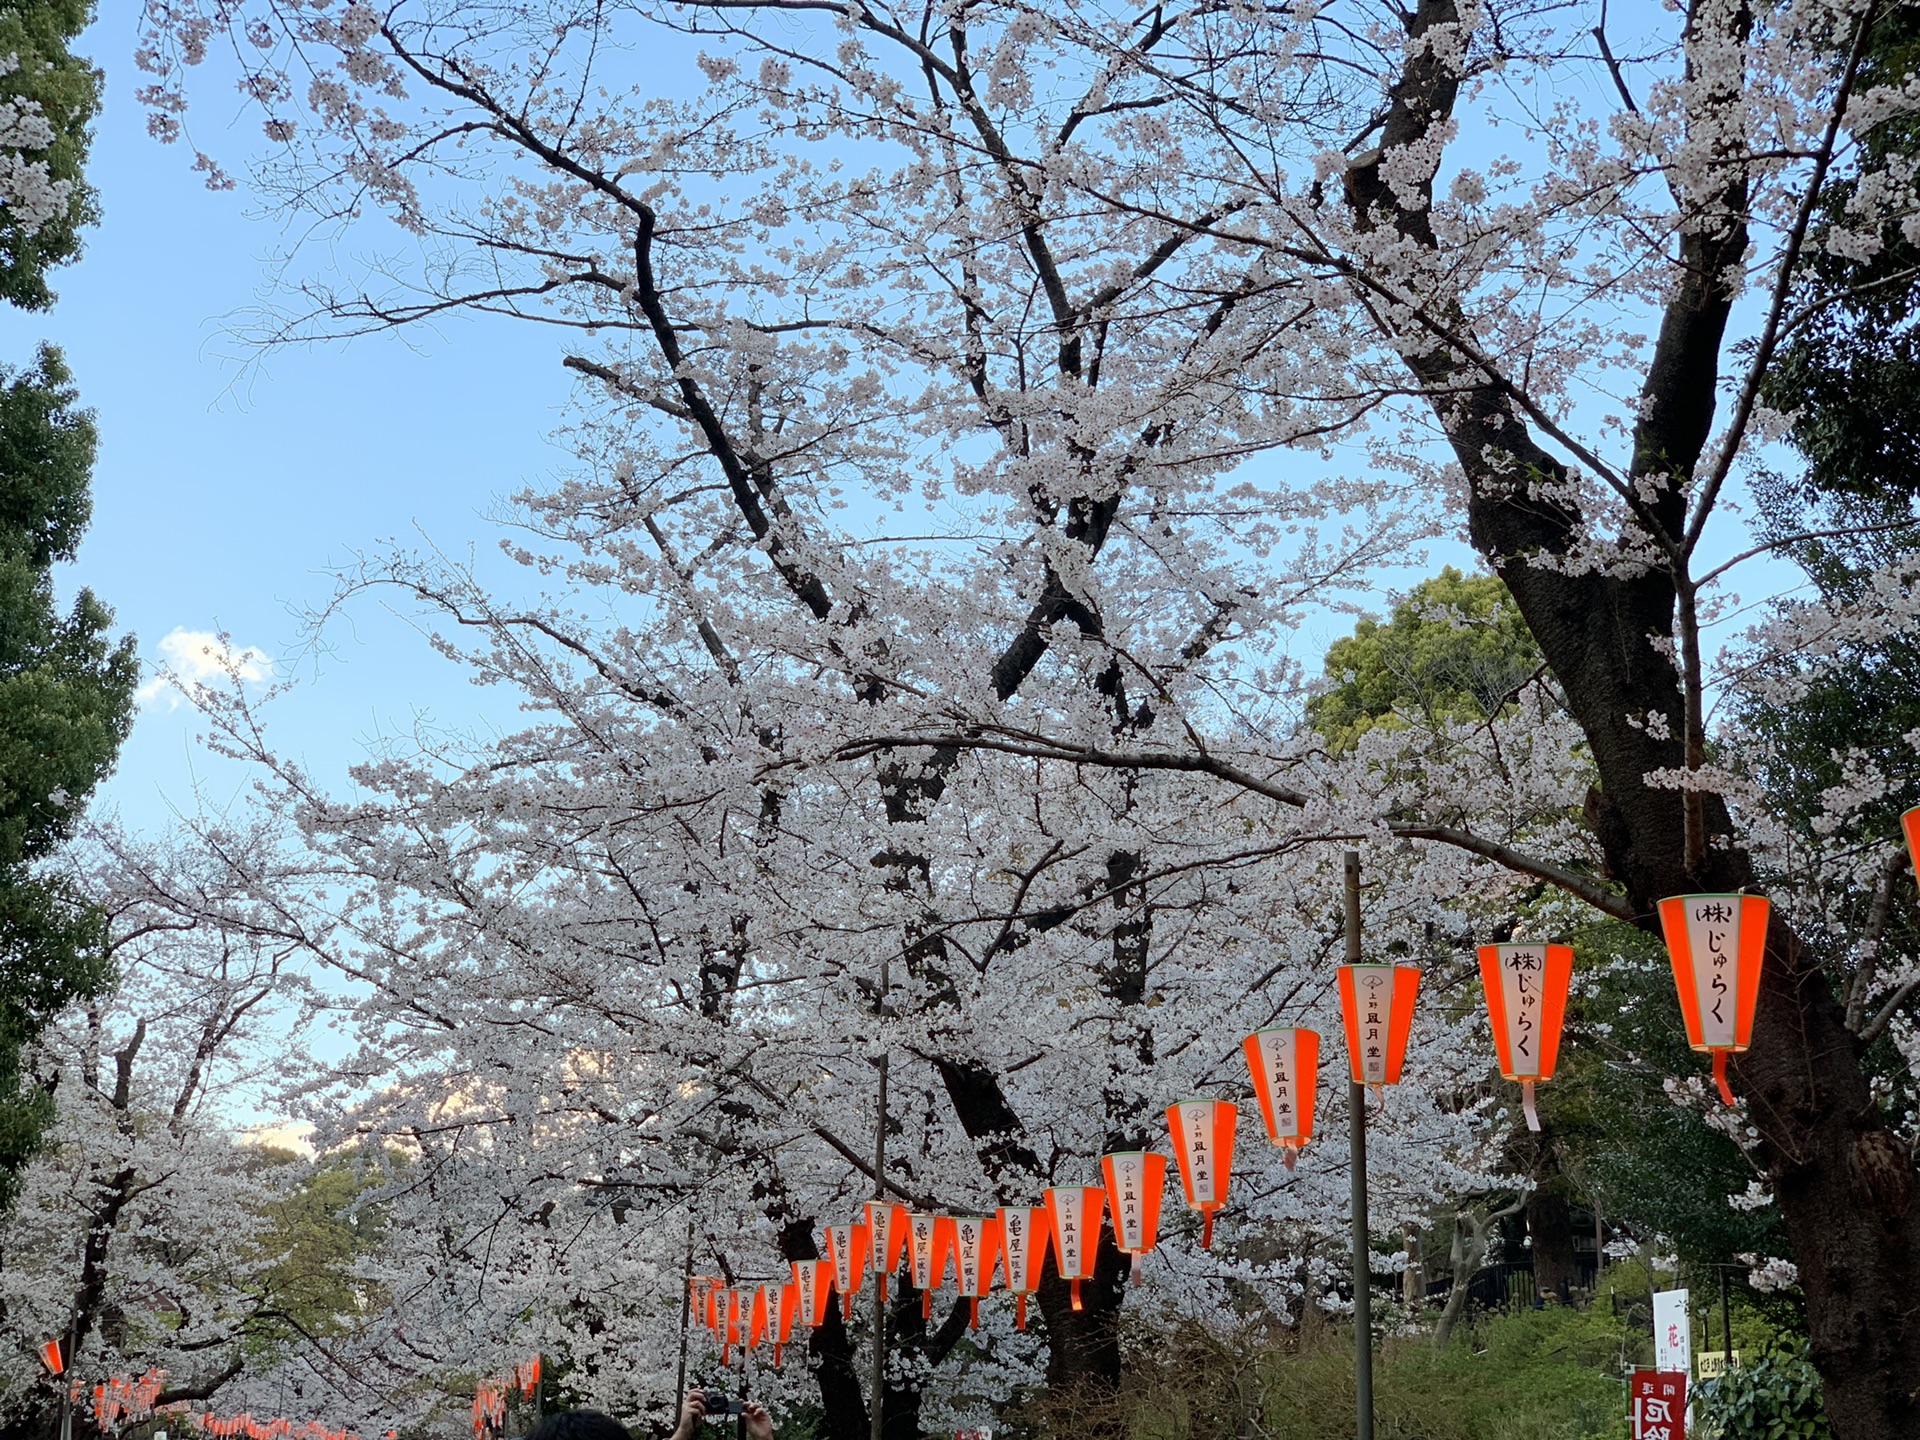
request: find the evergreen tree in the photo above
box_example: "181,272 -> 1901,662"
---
0,0 -> 132,1208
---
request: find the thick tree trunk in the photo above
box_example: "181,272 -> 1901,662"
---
1031,1232 -> 1129,1431
1338,0 -> 1920,1431
1526,1185 -> 1579,1303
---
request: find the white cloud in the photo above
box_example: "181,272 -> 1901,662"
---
136,627 -> 275,709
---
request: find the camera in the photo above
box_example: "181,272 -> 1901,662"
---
699,1391 -> 744,1418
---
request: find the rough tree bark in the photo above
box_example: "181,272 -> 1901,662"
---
1344,0 -> 1920,1432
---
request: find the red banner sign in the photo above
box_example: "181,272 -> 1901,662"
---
1630,1370 -> 1687,1440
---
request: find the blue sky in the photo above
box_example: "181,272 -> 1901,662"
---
0,16 -> 587,833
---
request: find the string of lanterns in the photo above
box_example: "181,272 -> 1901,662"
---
90,1371 -> 168,1431
686,819 -> 1920,1352
186,1414 -> 365,1440
473,1357 -> 542,1438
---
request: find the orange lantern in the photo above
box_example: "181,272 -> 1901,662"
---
39,1339 -> 63,1376
865,1202 -> 908,1303
1100,1151 -> 1167,1278
721,1288 -> 745,1365
1044,1185 -> 1106,1311
1242,1027 -> 1319,1168
689,1275 -> 718,1326
1477,943 -> 1574,1131
749,1280 -> 792,1360
1656,893 -> 1769,1106
1165,1099 -> 1237,1246
1904,806 -> 1919,880
825,1221 -> 868,1318
906,1213 -> 954,1318
1337,963 -> 1421,1089
790,1259 -> 832,1331
950,1214 -> 1002,1328
996,1204 -> 1052,1329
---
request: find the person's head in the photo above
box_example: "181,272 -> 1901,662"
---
526,1411 -> 632,1440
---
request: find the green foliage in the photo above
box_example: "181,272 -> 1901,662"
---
1308,567 -> 1543,751
0,344 -> 134,1205
1694,1347 -> 1831,1440
1005,1307 -> 1634,1440
0,0 -> 101,309
247,1152 -> 392,1344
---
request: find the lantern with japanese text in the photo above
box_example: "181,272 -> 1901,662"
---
1100,1151 -> 1167,1278
1242,1027 -> 1319,1167
907,1212 -> 955,1318
996,1204 -> 1052,1329
721,1288 -> 746,1365
749,1281 -> 794,1363
1165,1099 -> 1237,1246
865,1201 -> 908,1302
1904,806 -> 1919,880
790,1259 -> 832,1331
518,1355 -> 541,1401
1044,1185 -> 1107,1311
950,1214 -> 1002,1327
1337,963 -> 1421,1090
689,1276 -> 721,1328
38,1339 -> 63,1376
1477,943 -> 1574,1132
1656,893 -> 1769,1106
825,1221 -> 869,1317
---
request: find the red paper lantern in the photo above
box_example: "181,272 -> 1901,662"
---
950,1215 -> 1001,1327
1657,894 -> 1769,1106
825,1221 -> 869,1318
689,1275 -> 717,1325
38,1340 -> 63,1376
865,1202 -> 908,1303
790,1259 -> 832,1330
1904,807 -> 1919,881
996,1204 -> 1052,1330
1337,963 -> 1421,1087
1242,1027 -> 1319,1167
1166,1099 -> 1237,1246
1100,1151 -> 1166,1278
907,1213 -> 954,1318
720,1288 -> 745,1365
748,1284 -> 772,1352
1044,1185 -> 1106,1311
1477,943 -> 1574,1131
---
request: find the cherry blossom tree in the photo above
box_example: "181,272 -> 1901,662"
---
0,822 -> 334,1434
128,0 -> 1920,1436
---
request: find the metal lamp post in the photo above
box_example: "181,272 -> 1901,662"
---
1343,850 -> 1375,1440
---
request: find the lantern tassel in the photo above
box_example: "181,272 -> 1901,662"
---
1201,1212 -> 1215,1249
1713,1051 -> 1736,1107
1070,1278 -> 1083,1312
969,1298 -> 980,1329
921,1289 -> 933,1320
1016,1294 -> 1028,1330
842,1292 -> 854,1321
877,1274 -> 887,1304
1282,1145 -> 1297,1173
1521,1080 -> 1540,1133
773,1343 -> 784,1366
721,1345 -> 731,1368
1370,1082 -> 1386,1114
